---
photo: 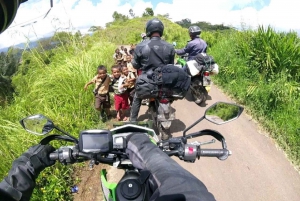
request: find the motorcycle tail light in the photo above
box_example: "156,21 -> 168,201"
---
159,99 -> 169,104
204,71 -> 210,76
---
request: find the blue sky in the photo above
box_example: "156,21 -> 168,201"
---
0,0 -> 299,49
231,0 -> 271,11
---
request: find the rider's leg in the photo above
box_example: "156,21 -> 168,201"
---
130,93 -> 142,122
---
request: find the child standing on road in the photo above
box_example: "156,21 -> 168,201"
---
111,65 -> 130,121
113,48 -> 124,64
126,55 -> 136,75
121,66 -> 136,106
84,65 -> 111,120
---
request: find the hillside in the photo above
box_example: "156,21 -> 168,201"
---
0,16 -> 299,200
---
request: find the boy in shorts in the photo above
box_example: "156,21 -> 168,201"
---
111,65 -> 130,121
84,65 -> 111,119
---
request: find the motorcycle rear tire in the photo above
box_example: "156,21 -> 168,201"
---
192,87 -> 208,105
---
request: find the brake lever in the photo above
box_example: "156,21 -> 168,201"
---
190,139 -> 215,146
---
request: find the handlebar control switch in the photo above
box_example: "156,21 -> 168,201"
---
58,147 -> 74,165
183,144 -> 198,162
168,138 -> 182,150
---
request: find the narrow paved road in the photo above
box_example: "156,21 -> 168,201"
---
136,85 -> 300,201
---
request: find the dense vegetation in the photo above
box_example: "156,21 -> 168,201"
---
175,18 -> 232,31
208,26 -> 300,167
0,48 -> 22,106
0,13 -> 299,200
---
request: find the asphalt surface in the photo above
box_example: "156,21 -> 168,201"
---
136,85 -> 300,201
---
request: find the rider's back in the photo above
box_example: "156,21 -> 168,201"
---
186,37 -> 207,59
132,37 -> 175,72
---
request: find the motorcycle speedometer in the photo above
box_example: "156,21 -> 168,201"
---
79,130 -> 112,153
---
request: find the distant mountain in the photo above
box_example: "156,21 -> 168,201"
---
0,36 -> 52,53
0,47 -> 8,53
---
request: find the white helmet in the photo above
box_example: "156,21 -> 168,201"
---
141,33 -> 146,38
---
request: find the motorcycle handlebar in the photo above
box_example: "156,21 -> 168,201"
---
49,152 -> 59,161
198,149 -> 231,160
49,143 -> 231,165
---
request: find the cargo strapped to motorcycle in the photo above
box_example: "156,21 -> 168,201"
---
135,65 -> 191,99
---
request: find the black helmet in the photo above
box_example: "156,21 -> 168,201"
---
145,18 -> 164,37
0,0 -> 27,34
188,26 -> 201,36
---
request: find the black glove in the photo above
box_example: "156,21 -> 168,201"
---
126,133 -> 160,170
22,144 -> 56,174
126,134 -> 216,201
0,144 -> 55,201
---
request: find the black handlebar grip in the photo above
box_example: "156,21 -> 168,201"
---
49,152 -> 59,161
199,149 -> 231,160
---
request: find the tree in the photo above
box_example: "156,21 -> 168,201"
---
129,9 -> 135,18
162,13 -> 170,19
88,26 -> 103,32
112,11 -> 129,22
176,19 -> 232,31
142,7 -> 154,17
37,38 -> 53,51
52,31 -> 73,45
175,18 -> 192,28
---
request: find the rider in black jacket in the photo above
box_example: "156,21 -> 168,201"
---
130,18 -> 175,121
0,134 -> 215,201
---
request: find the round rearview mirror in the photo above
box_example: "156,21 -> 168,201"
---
20,114 -> 54,135
205,102 -> 244,125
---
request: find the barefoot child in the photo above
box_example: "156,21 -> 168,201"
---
111,65 -> 130,121
121,66 -> 136,106
84,65 -> 111,119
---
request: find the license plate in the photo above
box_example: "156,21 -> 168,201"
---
203,76 -> 211,86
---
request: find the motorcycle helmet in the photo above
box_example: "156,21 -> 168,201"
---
145,18 -> 164,37
188,25 -> 201,36
0,0 -> 27,34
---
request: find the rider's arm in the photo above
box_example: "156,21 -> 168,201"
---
132,46 -> 142,69
126,134 -> 216,201
176,42 -> 193,55
0,145 -> 55,201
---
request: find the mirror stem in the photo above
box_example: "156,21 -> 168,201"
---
183,116 -> 205,138
54,125 -> 78,143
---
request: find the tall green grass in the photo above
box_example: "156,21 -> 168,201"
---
0,36 -> 116,200
209,26 -> 300,168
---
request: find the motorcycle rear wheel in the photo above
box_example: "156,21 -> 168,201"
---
192,87 -> 208,105
148,103 -> 171,140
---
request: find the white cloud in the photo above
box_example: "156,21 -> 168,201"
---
155,0 -> 300,31
0,0 -> 153,48
0,0 -> 299,49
